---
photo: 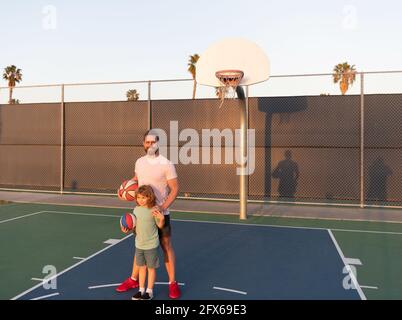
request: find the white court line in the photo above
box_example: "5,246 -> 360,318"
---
31,278 -> 51,286
11,233 -> 133,300
332,228 -> 402,236
7,199 -> 402,223
104,239 -> 120,245
0,211 -> 45,224
172,209 -> 239,216
213,286 -> 247,295
30,292 -> 60,300
345,258 -> 362,266
360,285 -> 379,290
42,211 -> 119,218
88,283 -> 121,290
73,257 -> 85,260
327,229 -> 367,300
0,210 -> 118,225
172,218 -> 402,236
7,209 -> 401,236
155,282 -> 185,286
40,211 -> 402,235
88,281 -> 185,290
7,200 -> 240,216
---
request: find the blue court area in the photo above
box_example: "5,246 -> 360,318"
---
15,220 -> 361,300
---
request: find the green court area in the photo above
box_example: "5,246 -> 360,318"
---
1,201 -> 402,300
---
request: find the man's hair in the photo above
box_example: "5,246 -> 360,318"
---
136,185 -> 157,208
143,129 -> 160,142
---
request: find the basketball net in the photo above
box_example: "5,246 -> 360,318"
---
215,70 -> 244,108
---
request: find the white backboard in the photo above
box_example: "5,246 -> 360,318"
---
196,38 -> 270,87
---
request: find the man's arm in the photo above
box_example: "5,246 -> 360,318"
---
160,178 -> 179,211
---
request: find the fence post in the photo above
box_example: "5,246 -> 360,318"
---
360,73 -> 365,208
148,81 -> 152,130
60,84 -> 65,194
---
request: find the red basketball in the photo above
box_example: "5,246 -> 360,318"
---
118,179 -> 139,201
120,213 -> 136,231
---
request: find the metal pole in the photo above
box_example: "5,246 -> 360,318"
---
239,86 -> 249,220
360,73 -> 365,208
148,81 -> 152,130
60,84 -> 65,194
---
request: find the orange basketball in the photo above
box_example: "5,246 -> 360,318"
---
118,179 -> 139,201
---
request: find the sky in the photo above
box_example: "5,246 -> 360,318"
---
1,0 -> 402,100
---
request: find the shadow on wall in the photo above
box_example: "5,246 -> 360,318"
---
272,150 -> 299,198
367,157 -> 393,202
257,97 -> 308,200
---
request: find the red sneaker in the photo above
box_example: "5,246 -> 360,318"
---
169,281 -> 181,299
116,277 -> 139,292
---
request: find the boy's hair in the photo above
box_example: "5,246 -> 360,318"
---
143,129 -> 159,142
136,185 -> 157,208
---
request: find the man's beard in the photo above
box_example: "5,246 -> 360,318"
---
145,143 -> 159,156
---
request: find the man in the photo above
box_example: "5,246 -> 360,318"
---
116,130 -> 181,299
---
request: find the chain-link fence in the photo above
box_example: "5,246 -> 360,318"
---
249,94 -> 361,204
0,72 -> 401,208
363,72 -> 402,207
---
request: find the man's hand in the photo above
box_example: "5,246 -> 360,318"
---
117,189 -> 124,201
153,209 -> 165,229
152,209 -> 165,220
152,204 -> 166,212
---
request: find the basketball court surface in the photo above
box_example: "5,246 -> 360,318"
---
2,199 -> 402,300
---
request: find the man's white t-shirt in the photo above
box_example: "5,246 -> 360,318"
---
135,154 -> 177,215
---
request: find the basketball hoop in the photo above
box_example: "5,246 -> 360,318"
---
215,69 -> 244,107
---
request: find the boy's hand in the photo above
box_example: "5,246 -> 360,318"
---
120,226 -> 130,233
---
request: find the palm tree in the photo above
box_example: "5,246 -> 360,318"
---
3,65 -> 22,104
333,62 -> 356,95
187,54 -> 200,99
126,89 -> 139,101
